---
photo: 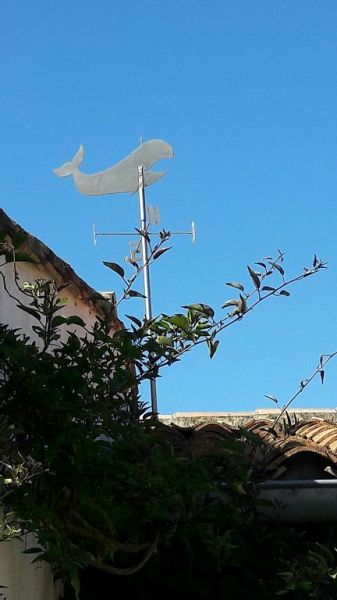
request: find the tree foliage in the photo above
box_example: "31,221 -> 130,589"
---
0,237 -> 336,598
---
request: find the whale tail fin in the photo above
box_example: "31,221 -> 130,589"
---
53,145 -> 84,177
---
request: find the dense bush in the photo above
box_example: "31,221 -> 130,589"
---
1,249 -> 337,598
1,319 -> 337,599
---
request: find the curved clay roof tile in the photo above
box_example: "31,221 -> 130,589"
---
193,423 -> 234,435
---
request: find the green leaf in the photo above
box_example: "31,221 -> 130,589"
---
127,290 -> 146,299
265,394 -> 278,404
182,303 -> 215,318
32,325 -> 45,335
66,316 -> 85,327
153,247 -> 172,260
320,370 -> 325,385
279,290 -> 290,296
155,319 -> 171,330
31,552 -> 48,564
231,482 -> 246,495
52,315 -> 69,327
125,314 -> 142,327
261,286 -> 276,292
269,261 -> 285,276
102,261 -> 125,278
222,299 -> 239,309
196,322 -> 211,330
237,294 -> 247,314
225,282 -> 244,291
166,315 -> 189,330
156,335 -> 173,346
16,304 -> 41,321
208,339 -> 219,358
22,547 -> 43,555
247,265 -> 260,290
52,315 -> 85,328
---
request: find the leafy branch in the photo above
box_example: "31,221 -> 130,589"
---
1,233 -> 329,414
265,351 -> 337,428
102,226 -> 171,309
133,252 -> 327,379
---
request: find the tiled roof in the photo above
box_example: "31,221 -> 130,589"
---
0,208 -> 122,326
162,418 -> 337,481
296,419 -> 337,452
0,209 -> 96,300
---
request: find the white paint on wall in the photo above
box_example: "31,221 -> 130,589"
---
0,258 -> 103,343
0,534 -> 63,600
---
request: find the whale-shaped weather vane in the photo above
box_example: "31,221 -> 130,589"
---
54,137 -> 176,416
53,139 -> 173,196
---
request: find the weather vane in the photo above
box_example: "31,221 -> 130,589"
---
53,139 -> 173,195
54,139 -> 195,414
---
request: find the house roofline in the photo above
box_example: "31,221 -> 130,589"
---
0,208 -> 120,322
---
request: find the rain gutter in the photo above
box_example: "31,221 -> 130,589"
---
256,479 -> 337,523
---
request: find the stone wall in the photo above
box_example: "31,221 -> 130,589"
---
159,409 -> 337,428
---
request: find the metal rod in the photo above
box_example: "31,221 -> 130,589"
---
96,232 -> 139,236
95,231 -> 193,237
138,165 -> 158,415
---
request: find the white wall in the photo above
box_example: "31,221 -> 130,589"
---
0,257 -> 102,599
0,258 -> 102,344
0,534 -> 63,600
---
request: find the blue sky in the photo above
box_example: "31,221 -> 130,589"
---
2,1 -> 337,414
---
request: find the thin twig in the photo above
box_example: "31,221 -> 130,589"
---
272,352 -> 337,427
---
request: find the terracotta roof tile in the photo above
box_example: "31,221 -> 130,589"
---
164,418 -> 337,480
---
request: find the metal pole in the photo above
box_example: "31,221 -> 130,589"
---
138,166 -> 158,415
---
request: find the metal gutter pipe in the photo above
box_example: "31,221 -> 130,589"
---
257,479 -> 337,523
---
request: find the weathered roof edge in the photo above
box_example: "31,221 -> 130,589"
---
160,409 -> 337,428
0,208 -> 119,321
